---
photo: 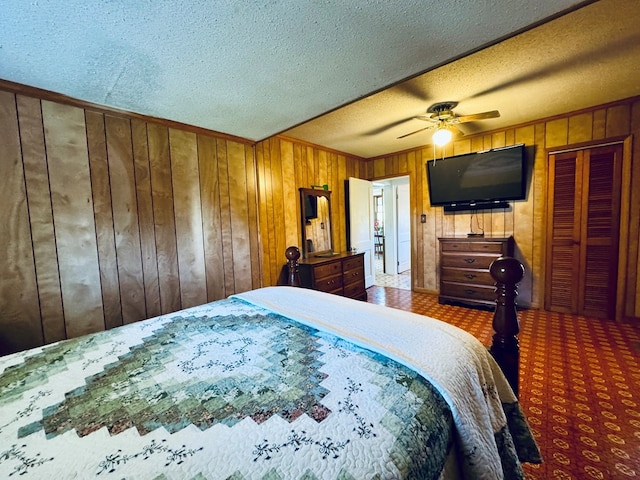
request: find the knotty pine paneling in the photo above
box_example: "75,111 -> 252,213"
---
366,97 -> 640,319
0,88 -> 260,354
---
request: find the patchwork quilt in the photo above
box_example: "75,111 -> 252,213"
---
0,287 -> 540,479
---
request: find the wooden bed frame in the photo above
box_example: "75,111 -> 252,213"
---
283,245 -> 524,397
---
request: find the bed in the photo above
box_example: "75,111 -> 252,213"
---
0,249 -> 540,479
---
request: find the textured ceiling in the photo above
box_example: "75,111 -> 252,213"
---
1,0 -> 588,150
285,0 -> 640,157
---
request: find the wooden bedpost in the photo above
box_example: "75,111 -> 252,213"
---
489,256 -> 524,397
285,246 -> 301,287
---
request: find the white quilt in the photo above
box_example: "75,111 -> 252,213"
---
237,287 -> 533,479
0,286 -> 538,479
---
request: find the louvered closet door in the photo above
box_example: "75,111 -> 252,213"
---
545,151 -> 581,313
545,145 -> 622,319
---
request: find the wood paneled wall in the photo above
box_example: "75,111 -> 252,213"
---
2,80 -> 638,354
364,98 -> 640,319
254,136 -> 366,286
0,88 -> 261,354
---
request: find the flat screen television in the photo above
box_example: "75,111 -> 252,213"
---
426,144 -> 526,211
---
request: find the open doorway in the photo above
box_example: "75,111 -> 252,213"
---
372,176 -> 411,290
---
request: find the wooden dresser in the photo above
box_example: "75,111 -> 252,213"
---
298,252 -> 367,301
438,236 -> 514,309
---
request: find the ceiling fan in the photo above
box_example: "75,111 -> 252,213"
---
397,101 -> 500,142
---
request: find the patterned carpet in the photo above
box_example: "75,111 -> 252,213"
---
366,286 -> 640,480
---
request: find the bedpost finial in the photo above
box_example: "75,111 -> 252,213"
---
285,246 -> 301,287
285,246 -> 301,262
490,256 -> 524,285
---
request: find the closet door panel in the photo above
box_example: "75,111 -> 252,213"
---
578,146 -> 621,318
546,145 -> 622,318
545,152 -> 581,313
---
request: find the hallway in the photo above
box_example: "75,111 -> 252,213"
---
374,255 -> 410,290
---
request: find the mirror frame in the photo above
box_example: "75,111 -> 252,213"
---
299,187 -> 334,258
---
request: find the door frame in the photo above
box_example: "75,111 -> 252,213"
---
371,174 -> 412,287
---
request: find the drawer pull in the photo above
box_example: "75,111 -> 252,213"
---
464,273 -> 477,279
464,289 -> 477,295
464,258 -> 476,264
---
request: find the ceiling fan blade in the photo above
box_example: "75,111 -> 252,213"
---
455,110 -> 500,123
449,125 -> 465,138
364,116 -> 415,135
397,125 -> 435,139
415,114 -> 438,123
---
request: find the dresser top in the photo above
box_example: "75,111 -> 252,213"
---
438,235 -> 513,242
299,251 -> 363,266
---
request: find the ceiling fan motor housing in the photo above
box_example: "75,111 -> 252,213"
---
427,101 -> 459,116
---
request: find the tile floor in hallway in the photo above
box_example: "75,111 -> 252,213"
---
373,254 -> 411,290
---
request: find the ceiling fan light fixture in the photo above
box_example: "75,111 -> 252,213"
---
432,127 -> 452,146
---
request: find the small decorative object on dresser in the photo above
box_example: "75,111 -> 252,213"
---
438,236 -> 514,309
297,251 -> 367,301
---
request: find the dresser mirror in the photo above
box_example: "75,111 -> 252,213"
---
299,188 -> 334,258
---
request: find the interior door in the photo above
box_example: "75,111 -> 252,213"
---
545,144 -> 622,319
396,183 -> 411,273
347,177 -> 375,288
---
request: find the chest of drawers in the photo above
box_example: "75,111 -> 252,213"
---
298,252 -> 367,301
438,236 -> 514,309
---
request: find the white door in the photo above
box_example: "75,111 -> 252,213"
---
396,183 -> 411,273
347,177 -> 375,288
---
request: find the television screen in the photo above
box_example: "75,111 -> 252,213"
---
426,144 -> 526,211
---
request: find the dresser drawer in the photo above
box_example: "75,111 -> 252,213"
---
469,242 -> 505,254
343,256 -> 363,272
441,268 -> 494,286
440,281 -> 496,302
343,280 -> 365,299
343,266 -> 364,287
313,261 -> 342,280
441,254 -> 498,269
440,240 -> 506,254
440,241 -> 472,252
315,274 -> 343,294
